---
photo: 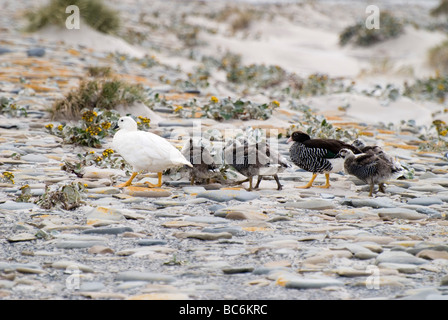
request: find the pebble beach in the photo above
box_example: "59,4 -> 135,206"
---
1,0 -> 448,302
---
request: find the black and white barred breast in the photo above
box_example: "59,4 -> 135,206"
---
289,142 -> 334,174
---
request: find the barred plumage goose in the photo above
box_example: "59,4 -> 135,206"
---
224,140 -> 290,190
288,131 -> 361,188
339,148 -> 401,197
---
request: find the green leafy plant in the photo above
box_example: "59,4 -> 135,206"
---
403,75 -> 448,103
25,0 -> 120,34
339,11 -> 404,47
46,108 -> 151,148
286,102 -> 358,141
36,182 -> 86,210
61,148 -> 132,177
0,97 -> 27,118
46,108 -> 120,148
175,96 -> 280,121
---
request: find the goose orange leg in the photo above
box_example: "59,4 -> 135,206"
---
115,172 -> 138,188
295,173 -> 318,189
316,173 -> 331,189
144,172 -> 163,188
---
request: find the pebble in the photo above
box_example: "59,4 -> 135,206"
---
115,271 -> 176,283
279,275 -> 344,289
26,47 -> 46,57
82,226 -> 133,235
196,189 -> 259,202
0,201 -> 36,210
375,208 -> 427,220
21,154 -> 49,163
348,197 -> 396,209
282,199 -> 335,210
406,197 -> 444,206
85,206 -> 126,225
375,251 -> 428,265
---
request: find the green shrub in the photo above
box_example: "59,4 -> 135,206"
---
25,0 -> 120,34
339,11 -> 404,47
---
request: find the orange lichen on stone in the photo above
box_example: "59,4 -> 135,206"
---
384,142 -> 418,150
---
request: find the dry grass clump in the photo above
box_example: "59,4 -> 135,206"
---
428,41 -> 448,74
52,77 -> 148,120
431,0 -> 448,17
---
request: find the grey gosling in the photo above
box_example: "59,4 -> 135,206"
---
224,140 -> 290,190
339,148 -> 401,197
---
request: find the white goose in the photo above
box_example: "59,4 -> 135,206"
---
112,116 -> 192,188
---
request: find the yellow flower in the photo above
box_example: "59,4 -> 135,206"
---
271,100 -> 280,107
101,121 -> 111,130
57,125 -> 63,131
438,83 -> 445,91
102,149 -> 114,157
174,105 -> 183,112
45,124 -> 54,130
137,116 -> 150,124
81,110 -> 98,123
2,171 -> 14,184
440,130 -> 448,136
210,96 -> 219,103
89,151 -> 95,154
95,156 -> 103,162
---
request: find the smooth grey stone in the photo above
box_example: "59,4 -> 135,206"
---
202,226 -> 244,235
407,197 -> 444,206
375,251 -> 428,265
21,154 -> 49,163
375,208 -> 427,220
82,227 -> 133,235
222,266 -> 254,274
158,120 -> 194,127
26,47 -> 46,57
349,198 -> 395,209
137,239 -> 168,246
115,271 -> 176,283
115,281 -> 148,290
252,267 -> 289,275
54,240 -> 105,249
208,204 -> 226,212
184,216 -> 229,224
196,190 -> 259,202
282,199 -> 335,210
0,201 -> 35,210
378,263 -> 419,274
406,245 -> 448,256
0,47 -> 12,54
285,277 -> 344,289
79,282 -> 106,292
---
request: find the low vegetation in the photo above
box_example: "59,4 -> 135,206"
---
339,11 -> 404,47
25,0 -> 120,34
